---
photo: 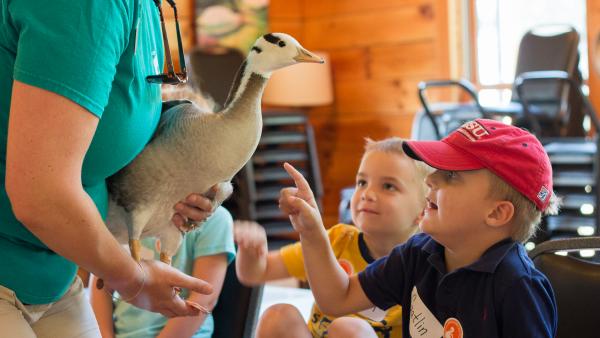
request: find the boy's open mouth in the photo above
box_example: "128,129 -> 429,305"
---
426,198 -> 438,210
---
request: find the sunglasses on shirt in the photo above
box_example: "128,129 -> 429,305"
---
146,0 -> 187,85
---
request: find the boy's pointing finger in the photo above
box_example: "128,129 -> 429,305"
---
283,162 -> 312,194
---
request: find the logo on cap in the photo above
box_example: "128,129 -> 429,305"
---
537,186 -> 549,202
457,121 -> 490,141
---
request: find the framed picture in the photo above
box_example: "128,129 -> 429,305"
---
195,0 -> 269,55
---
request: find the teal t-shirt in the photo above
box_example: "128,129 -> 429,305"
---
113,206 -> 236,338
0,0 -> 164,304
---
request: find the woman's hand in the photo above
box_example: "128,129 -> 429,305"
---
171,189 -> 215,232
113,260 -> 213,318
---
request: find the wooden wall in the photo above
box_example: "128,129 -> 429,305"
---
270,0 -> 460,226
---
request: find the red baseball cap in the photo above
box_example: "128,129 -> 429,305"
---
403,119 -> 553,211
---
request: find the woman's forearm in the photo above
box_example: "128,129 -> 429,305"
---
6,81 -> 142,296
9,182 -> 142,296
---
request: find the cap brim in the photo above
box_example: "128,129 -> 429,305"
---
403,140 -> 484,171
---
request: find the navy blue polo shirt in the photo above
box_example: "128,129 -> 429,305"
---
358,233 -> 557,338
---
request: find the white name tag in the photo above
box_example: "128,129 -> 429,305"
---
358,306 -> 387,322
409,286 -> 443,338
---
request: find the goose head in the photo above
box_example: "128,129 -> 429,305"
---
246,33 -> 323,77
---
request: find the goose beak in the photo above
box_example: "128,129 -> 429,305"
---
293,47 -> 324,63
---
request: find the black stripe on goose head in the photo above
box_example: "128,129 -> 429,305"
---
263,33 -> 286,47
251,46 -> 262,53
263,33 -> 280,44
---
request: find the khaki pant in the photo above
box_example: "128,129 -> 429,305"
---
0,277 -> 101,338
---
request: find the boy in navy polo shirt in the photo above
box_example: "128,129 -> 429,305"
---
278,119 -> 559,338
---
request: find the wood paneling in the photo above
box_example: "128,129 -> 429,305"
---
303,5 -> 437,50
162,1 -> 195,20
269,0 -> 303,45
334,78 -> 424,116
302,0 -> 429,18
327,42 -> 440,82
269,0 -> 303,19
268,20 -> 304,41
369,41 -> 440,79
328,48 -> 369,81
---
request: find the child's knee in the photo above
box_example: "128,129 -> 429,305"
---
328,317 -> 377,338
257,304 -> 306,337
261,303 -> 302,322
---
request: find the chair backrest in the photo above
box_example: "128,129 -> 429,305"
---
529,237 -> 600,338
212,260 -> 264,338
338,186 -> 354,224
410,103 -> 485,140
511,26 -> 580,114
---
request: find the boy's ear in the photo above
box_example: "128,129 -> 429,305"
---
485,200 -> 515,228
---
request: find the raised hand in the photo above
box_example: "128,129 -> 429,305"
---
279,163 -> 323,234
234,220 -> 268,259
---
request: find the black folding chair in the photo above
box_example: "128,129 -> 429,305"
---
529,237 -> 600,338
412,25 -> 581,140
212,260 -> 264,338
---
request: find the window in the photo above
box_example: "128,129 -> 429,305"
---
473,0 -> 587,105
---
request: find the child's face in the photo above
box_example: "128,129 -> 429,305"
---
421,169 -> 497,244
350,151 -> 424,237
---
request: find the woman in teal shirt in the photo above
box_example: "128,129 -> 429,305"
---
0,1 -> 215,336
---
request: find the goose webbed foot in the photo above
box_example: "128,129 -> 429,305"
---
129,239 -> 142,262
160,252 -> 172,265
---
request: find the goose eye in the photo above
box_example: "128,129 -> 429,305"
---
278,41 -> 286,47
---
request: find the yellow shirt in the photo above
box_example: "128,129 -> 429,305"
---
280,224 -> 402,338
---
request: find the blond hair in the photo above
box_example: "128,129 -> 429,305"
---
486,171 -> 560,243
363,137 -> 432,201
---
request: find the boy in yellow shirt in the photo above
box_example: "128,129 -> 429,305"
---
235,137 -> 431,338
